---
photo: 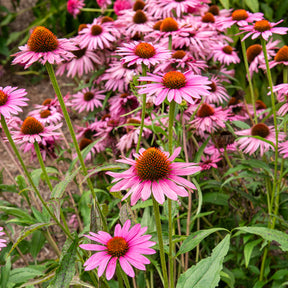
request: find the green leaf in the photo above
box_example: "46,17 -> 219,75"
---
30,230 -> 46,260
236,226 -> 288,252
244,239 -> 262,268
194,137 -> 211,163
7,223 -> 53,257
9,266 -> 45,284
203,193 -> 229,206
177,228 -> 228,256
176,234 -> 231,288
219,0 -> 229,9
131,199 -> 153,210
51,167 -> 81,199
232,121 -> 250,129
245,0 -> 259,12
0,206 -> 36,224
19,271 -> 55,287
48,235 -> 78,288
31,167 -> 59,187
1,255 -> 11,287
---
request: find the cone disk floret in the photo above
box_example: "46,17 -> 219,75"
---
251,123 -> 270,138
135,43 -> 156,58
28,26 -> 59,53
275,46 -> 288,62
231,9 -> 248,21
21,117 -> 44,135
197,103 -> 215,118
0,91 -> 8,106
247,44 -> 262,63
135,148 -> 171,181
163,71 -> 186,89
254,20 -> 271,32
107,237 -> 129,257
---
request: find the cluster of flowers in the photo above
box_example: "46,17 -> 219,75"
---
2,0 -> 288,282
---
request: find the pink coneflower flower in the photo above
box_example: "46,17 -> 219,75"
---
109,93 -> 139,118
101,61 -> 139,92
189,104 -> 230,137
12,26 -> 76,69
71,88 -> 105,113
212,43 -> 240,65
154,50 -> 207,74
75,137 -> 105,161
78,19 -> 116,50
29,106 -> 62,125
67,0 -> 85,18
12,116 -> 62,144
137,71 -> 211,105
219,9 -> 263,29
200,154 -> 222,171
106,147 -> 201,205
279,141 -> 288,158
236,123 -> 285,156
80,220 -> 156,279
247,39 -> 279,77
56,45 -> 101,78
204,76 -> 229,105
97,0 -> 112,11
116,41 -> 171,68
0,227 -> 7,251
114,0 -> 133,15
269,45 -> 288,69
0,86 -> 29,118
240,19 -> 288,41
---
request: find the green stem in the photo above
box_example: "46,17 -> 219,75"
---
34,142 -> 53,191
240,36 -> 257,124
45,63 -> 107,231
168,100 -> 176,287
116,264 -> 125,288
0,116 -> 73,240
152,197 -> 169,288
80,8 -> 114,12
136,63 -> 147,153
259,38 -> 279,282
168,35 -> 172,51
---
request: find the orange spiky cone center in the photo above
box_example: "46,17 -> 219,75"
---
0,90 -> 8,106
84,92 -> 94,101
172,50 -> 186,59
40,110 -> 51,118
91,25 -> 103,36
197,103 -> 215,117
251,123 -> 270,138
21,117 -> 44,135
135,43 -> 156,59
222,45 -> 233,55
247,44 -> 262,63
107,237 -> 129,257
79,138 -> 93,150
254,20 -> 271,32
133,10 -> 148,24
78,24 -> 88,33
256,100 -> 267,110
163,71 -> 186,89
153,20 -> 163,31
209,81 -> 217,92
275,46 -> 288,62
101,16 -> 114,23
136,147 -> 171,181
208,5 -> 220,16
133,0 -> 145,11
160,17 -> 178,32
42,98 -> 53,106
231,9 -> 248,21
202,12 -> 215,23
28,26 -> 59,53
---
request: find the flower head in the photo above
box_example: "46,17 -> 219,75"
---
117,41 -> 171,68
236,123 -> 285,156
114,0 -> 132,15
0,227 -> 7,251
71,88 -> 105,113
137,71 -> 211,105
12,26 -> 76,69
0,86 -> 29,118
107,147 -> 201,205
240,19 -> 288,41
212,44 -> 240,65
67,0 -> 85,18
80,220 -> 156,279
12,116 -> 62,144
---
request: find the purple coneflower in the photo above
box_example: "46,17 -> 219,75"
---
12,26 -> 76,69
117,41 -> 171,68
0,86 -> 29,118
107,147 -> 201,205
78,19 -> 116,50
204,76 -> 229,105
212,43 -> 240,65
236,123 -> 285,156
12,116 -> 62,144
67,0 -> 85,18
240,19 -> 288,41
269,45 -> 288,69
29,107 -> 63,125
80,220 -> 156,279
0,227 -> 7,251
189,104 -> 230,137
71,88 -> 105,113
137,70 -> 211,105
